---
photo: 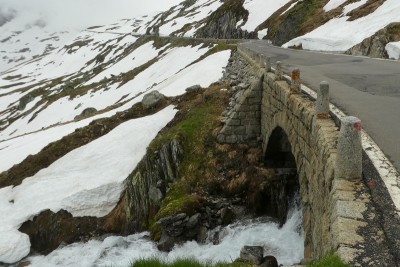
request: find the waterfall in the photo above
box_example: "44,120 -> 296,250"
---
28,200 -> 303,267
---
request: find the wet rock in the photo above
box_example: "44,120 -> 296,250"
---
142,91 -> 166,109
19,209 -> 103,254
240,245 -> 263,265
260,256 -> 279,267
187,213 -> 201,228
197,226 -> 208,243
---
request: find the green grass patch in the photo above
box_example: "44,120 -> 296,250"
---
147,85 -> 229,235
130,258 -> 250,267
306,254 -> 352,267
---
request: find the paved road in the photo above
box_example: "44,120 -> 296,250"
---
243,40 -> 400,172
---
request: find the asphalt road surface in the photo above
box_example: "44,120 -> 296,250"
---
242,40 -> 400,172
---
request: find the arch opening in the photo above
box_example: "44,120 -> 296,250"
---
265,127 -> 296,169
261,127 -> 300,225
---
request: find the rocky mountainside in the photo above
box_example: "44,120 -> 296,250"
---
0,0 -> 399,265
1,0 -> 399,73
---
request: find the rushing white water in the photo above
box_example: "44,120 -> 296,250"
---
27,205 -> 303,267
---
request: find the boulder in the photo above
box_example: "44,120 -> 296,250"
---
142,91 -> 166,109
260,255 -> 279,267
240,245 -> 263,265
185,84 -> 202,93
75,107 -> 97,120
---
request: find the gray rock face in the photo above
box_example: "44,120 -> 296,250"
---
142,91 -> 166,109
18,94 -> 34,111
196,3 -> 255,39
125,139 -> 182,232
240,245 -> 263,265
346,23 -> 400,59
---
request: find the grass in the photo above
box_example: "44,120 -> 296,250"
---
128,254 -> 352,267
130,258 -> 250,267
306,254 -> 352,267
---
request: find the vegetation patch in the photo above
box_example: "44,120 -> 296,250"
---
306,254 -> 352,267
130,258 -> 250,267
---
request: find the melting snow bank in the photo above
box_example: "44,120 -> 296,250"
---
0,106 -> 177,264
27,205 -> 304,267
386,42 -> 400,60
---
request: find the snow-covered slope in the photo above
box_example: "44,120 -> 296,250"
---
0,106 -> 177,263
0,2 -> 234,264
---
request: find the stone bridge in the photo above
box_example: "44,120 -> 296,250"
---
217,45 -> 399,266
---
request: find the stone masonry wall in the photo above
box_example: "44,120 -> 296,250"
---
218,45 -> 395,266
217,73 -> 263,146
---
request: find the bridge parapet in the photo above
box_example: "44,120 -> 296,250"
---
216,45 -> 396,265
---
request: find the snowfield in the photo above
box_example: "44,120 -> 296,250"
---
0,14 -> 231,263
283,0 -> 400,52
0,106 -> 177,263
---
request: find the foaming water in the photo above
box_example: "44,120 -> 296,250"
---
27,204 -> 303,267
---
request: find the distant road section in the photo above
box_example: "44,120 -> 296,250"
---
243,40 -> 400,172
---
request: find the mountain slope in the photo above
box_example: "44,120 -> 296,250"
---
0,0 -> 399,264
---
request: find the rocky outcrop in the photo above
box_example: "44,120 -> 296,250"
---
156,197 -> 238,251
124,139 -> 183,232
259,0 -> 331,46
74,107 -> 97,120
19,210 -> 105,254
18,94 -> 34,111
196,0 -> 255,39
346,23 -> 400,59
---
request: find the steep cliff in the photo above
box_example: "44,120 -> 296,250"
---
196,0 -> 255,39
124,139 -> 183,232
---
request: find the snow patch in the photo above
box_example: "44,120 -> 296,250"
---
386,41 -> 400,60
154,50 -> 231,96
241,0 -> 291,32
0,106 -> 177,263
343,0 -> 368,15
323,0 -> 347,12
258,28 -> 268,39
